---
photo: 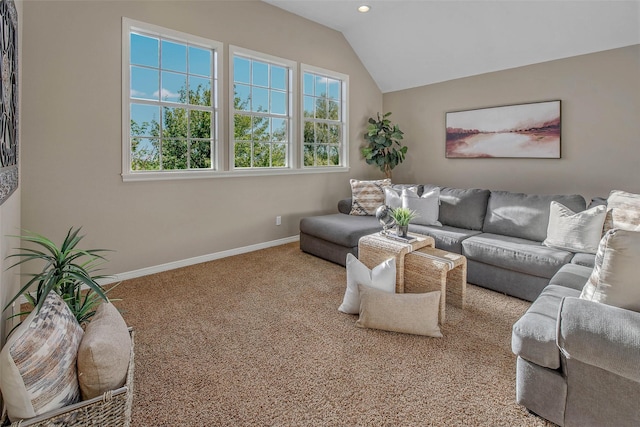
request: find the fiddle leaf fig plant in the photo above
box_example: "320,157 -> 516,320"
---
361,112 -> 407,179
3,227 -> 113,325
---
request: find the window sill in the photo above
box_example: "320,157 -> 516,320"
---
122,166 -> 350,182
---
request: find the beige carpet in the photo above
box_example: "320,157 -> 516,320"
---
109,242 -> 552,426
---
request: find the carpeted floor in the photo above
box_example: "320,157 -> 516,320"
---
108,242 -> 553,426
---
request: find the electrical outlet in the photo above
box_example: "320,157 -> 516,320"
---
276,216 -> 282,226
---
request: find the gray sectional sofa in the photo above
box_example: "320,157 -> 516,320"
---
511,265 -> 640,426
300,184 -> 640,426
300,184 -> 593,302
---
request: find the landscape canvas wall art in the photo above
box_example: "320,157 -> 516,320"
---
445,100 -> 561,159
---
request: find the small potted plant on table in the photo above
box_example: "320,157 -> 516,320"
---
389,207 -> 418,238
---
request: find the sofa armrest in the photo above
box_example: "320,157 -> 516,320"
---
338,198 -> 352,214
557,297 -> 640,382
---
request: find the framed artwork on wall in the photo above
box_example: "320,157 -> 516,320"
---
0,0 -> 17,206
445,100 -> 561,159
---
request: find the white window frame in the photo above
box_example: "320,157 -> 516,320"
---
300,64 -> 349,172
229,45 -> 297,173
122,18 -> 223,182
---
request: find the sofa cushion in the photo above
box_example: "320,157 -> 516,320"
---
424,185 -> 490,231
549,263 -> 593,291
338,198 -> 352,214
603,189 -> 640,233
570,252 -> 596,268
349,179 -> 391,216
542,201 -> 606,254
409,224 -> 481,254
462,233 -> 573,279
581,229 -> 640,312
512,284 -> 580,369
300,214 -> 380,247
483,191 -> 586,241
0,292 -> 84,422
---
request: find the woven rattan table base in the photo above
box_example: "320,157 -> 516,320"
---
404,247 -> 467,323
358,232 -> 435,293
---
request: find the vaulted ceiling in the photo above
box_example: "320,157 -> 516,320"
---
264,1 -> 640,93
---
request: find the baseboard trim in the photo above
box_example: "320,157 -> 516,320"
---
15,236 -> 300,306
108,235 -> 300,284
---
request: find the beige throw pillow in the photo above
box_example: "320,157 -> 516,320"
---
580,229 -> 640,312
543,201 -> 606,254
356,286 -> 442,337
350,179 -> 391,216
0,292 -> 84,422
77,302 -> 131,400
603,190 -> 640,233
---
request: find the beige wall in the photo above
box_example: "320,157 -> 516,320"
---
21,1 -> 382,276
1,0 -> 22,344
384,45 -> 640,202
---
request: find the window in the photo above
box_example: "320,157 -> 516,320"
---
122,21 -> 349,180
122,18 -> 222,180
301,65 -> 348,168
230,46 -> 295,170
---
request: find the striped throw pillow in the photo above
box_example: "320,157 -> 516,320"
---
0,292 -> 84,422
603,190 -> 640,233
349,179 -> 391,216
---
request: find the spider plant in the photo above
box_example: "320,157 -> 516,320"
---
4,227 -> 113,325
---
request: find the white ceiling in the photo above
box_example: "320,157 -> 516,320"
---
264,0 -> 640,93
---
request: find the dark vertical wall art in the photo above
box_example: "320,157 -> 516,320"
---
0,0 -> 17,205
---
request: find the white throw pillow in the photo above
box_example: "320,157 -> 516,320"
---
604,190 -> 640,233
543,201 -> 606,254
384,187 -> 402,209
356,286 -> 443,337
349,179 -> 392,216
338,253 -> 396,314
580,229 -> 640,312
0,292 -> 84,422
402,187 -> 442,226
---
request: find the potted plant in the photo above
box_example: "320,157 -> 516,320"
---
389,207 -> 419,238
361,112 -> 407,179
4,227 -> 113,326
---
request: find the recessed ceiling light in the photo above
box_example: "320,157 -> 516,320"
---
358,5 -> 371,13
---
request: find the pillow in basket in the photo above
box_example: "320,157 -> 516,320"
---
77,302 -> 131,400
0,292 -> 84,422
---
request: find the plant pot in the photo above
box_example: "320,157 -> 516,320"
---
396,224 -> 408,238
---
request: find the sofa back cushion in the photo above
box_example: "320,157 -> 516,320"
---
423,185 -> 489,231
483,191 -> 586,241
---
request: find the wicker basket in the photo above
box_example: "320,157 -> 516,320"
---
2,329 -> 134,427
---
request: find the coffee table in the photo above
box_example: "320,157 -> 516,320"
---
403,247 -> 467,323
357,232 -> 435,293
